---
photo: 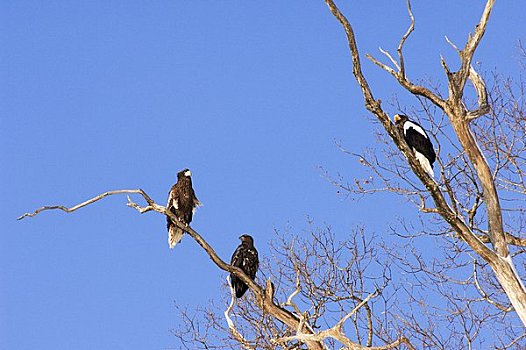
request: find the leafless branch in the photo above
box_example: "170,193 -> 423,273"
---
466,66 -> 490,120
379,47 -> 400,72
224,276 -> 255,350
397,0 -> 414,78
473,261 -> 513,312
272,289 -> 417,350
17,189 -> 160,220
324,0 -> 526,326
19,189 -> 325,350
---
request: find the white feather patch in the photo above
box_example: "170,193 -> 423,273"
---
404,121 -> 428,139
168,226 -> 183,248
184,170 -> 192,177
414,149 -> 434,178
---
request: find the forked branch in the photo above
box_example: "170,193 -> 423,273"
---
224,276 -> 255,350
19,189 -> 325,350
398,0 -> 415,78
456,0 -> 496,91
323,0 -> 526,326
272,289 -> 416,349
466,66 -> 490,120
323,0 -> 493,260
17,189 -> 160,220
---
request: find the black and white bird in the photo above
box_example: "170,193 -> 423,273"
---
230,234 -> 259,298
394,114 -> 436,178
166,168 -> 201,248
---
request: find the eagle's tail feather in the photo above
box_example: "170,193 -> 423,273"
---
235,282 -> 247,298
168,225 -> 184,248
415,151 -> 434,178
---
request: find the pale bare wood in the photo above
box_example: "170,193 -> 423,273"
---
324,0 -> 493,259
323,0 -> 526,327
442,7 -> 526,320
473,261 -> 513,312
398,0 -> 415,78
20,189 -> 326,350
457,0 -> 496,92
476,231 -> 526,247
466,66 -> 490,120
271,290 -> 414,350
17,189 -> 160,220
20,189 -> 416,349
379,47 -> 400,72
224,276 -> 255,350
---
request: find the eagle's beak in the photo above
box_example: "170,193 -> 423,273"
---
393,114 -> 401,123
184,170 -> 192,177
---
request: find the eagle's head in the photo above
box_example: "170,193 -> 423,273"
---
239,234 -> 254,246
394,114 -> 408,125
177,168 -> 192,179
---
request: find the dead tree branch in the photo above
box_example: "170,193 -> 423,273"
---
323,0 -> 526,326
271,289 -> 417,350
398,0 -> 414,78
17,189 -> 160,220
224,276 -> 255,350
19,189 -> 326,350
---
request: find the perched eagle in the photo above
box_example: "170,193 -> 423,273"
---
394,114 -> 436,178
230,234 -> 259,298
166,168 -> 201,248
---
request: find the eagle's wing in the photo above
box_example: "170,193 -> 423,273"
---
244,248 -> 259,280
167,185 -> 180,210
231,246 -> 258,277
191,187 -> 202,208
166,185 -> 184,248
404,123 -> 436,164
230,244 -> 248,297
231,245 -> 244,268
190,187 -> 201,215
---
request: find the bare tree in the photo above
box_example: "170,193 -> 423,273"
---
323,0 -> 526,326
170,222 -> 525,349
19,191 -> 417,349
19,0 -> 526,349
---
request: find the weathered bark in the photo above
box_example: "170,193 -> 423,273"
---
492,255 -> 526,326
324,0 -> 526,327
19,189 -> 326,350
20,188 -> 423,348
179,220 -> 326,350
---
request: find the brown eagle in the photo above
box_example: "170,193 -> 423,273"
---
230,234 -> 259,298
166,168 -> 201,248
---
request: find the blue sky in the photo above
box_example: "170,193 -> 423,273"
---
2,1 -> 525,349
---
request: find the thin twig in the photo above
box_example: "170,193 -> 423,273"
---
224,276 -> 255,350
398,0 -> 415,77
17,189 -> 159,220
19,188 -> 325,350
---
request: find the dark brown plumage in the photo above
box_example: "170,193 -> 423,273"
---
230,235 -> 259,298
166,168 -> 201,248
